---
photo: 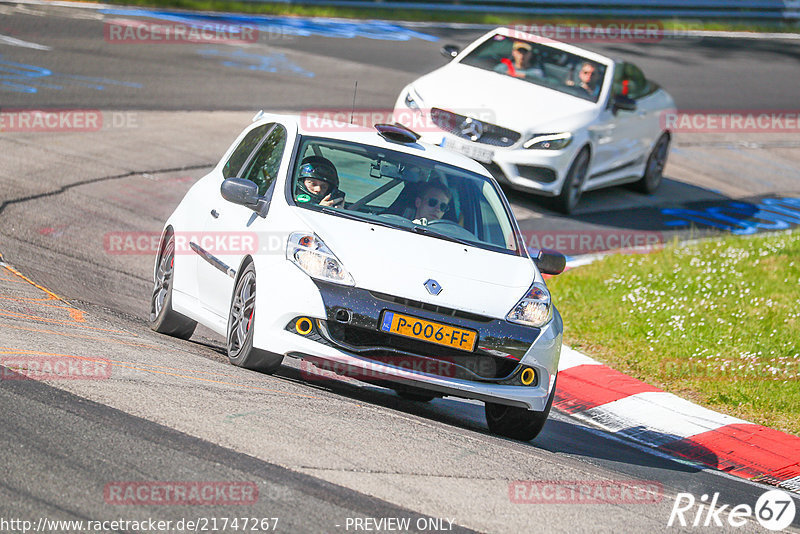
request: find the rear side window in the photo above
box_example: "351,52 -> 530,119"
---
222,123 -> 272,179
240,124 -> 287,196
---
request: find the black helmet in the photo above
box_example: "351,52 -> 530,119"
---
295,156 -> 339,203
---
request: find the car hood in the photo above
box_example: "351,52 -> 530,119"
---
294,209 -> 536,319
411,63 -> 599,135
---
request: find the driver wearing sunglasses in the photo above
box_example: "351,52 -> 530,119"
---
413,182 -> 452,224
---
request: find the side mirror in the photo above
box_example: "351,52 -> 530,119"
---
612,95 -> 637,113
531,248 -> 566,275
221,178 -> 259,207
441,44 -> 460,59
221,178 -> 271,217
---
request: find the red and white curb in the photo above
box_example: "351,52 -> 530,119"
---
555,346 -> 800,494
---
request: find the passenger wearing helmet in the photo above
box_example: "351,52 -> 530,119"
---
294,156 -> 344,207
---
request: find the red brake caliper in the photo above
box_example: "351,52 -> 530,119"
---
247,311 -> 253,331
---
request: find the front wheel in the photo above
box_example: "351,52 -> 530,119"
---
149,230 -> 197,339
484,376 -> 557,441
554,149 -> 589,214
226,263 -> 283,373
632,133 -> 670,194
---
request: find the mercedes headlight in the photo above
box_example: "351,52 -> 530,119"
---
523,132 -> 572,150
287,232 -> 354,286
506,282 -> 552,327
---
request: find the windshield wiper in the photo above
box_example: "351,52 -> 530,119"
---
411,225 -> 473,247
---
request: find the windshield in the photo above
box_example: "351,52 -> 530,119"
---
459,33 -> 607,103
289,136 -> 523,256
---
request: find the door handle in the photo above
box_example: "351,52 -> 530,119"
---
210,209 -> 219,219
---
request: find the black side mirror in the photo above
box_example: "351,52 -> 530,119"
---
221,178 -> 270,217
531,248 -> 566,275
441,44 -> 460,59
612,95 -> 637,113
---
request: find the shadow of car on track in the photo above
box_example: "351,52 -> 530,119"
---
262,362 -> 715,476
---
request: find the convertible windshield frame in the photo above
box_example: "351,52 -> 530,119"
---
286,135 -> 527,258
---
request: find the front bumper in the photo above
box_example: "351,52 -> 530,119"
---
393,102 -> 577,197
281,281 -> 563,411
424,130 -> 577,197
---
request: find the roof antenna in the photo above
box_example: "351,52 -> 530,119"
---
350,81 -> 358,124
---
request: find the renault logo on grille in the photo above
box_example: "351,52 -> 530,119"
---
460,117 -> 484,142
424,279 -> 442,296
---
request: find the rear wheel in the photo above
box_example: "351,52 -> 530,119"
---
227,263 -> 283,373
484,376 -> 557,441
149,230 -> 197,339
554,149 -> 589,214
632,133 -> 670,194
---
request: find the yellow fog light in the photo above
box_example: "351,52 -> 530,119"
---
295,317 -> 313,335
520,368 -> 536,386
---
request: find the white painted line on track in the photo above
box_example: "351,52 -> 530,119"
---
0,33 -> 52,50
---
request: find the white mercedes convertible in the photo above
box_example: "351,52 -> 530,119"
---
394,27 -> 676,213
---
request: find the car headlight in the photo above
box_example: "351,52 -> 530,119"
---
287,232 -> 354,286
523,132 -> 572,150
506,282 -> 552,327
404,88 -> 423,111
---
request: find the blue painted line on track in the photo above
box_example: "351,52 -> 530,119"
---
0,55 -> 142,93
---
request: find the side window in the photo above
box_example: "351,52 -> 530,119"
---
222,123 -> 272,179
240,124 -> 287,196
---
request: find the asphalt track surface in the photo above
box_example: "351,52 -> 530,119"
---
1,2 -> 800,533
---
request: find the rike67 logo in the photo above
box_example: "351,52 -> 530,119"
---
668,489 -> 796,531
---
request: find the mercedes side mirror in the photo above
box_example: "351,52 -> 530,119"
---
441,44 -> 460,59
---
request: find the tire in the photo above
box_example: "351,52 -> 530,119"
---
149,230 -> 197,339
394,388 -> 437,402
554,149 -> 590,214
484,376 -> 557,441
632,133 -> 670,194
226,262 -> 283,373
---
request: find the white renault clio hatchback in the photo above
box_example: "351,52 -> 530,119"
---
150,113 -> 565,440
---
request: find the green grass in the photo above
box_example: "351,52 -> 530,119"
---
547,229 -> 800,436
95,0 -> 800,33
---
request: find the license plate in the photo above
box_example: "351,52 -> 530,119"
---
442,137 -> 494,163
380,311 -> 477,352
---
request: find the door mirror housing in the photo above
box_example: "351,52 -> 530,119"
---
612,95 -> 637,113
531,248 -> 567,275
441,44 -> 460,59
221,178 -> 270,217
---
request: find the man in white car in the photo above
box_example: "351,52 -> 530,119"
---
494,40 -> 544,79
413,182 -> 452,224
